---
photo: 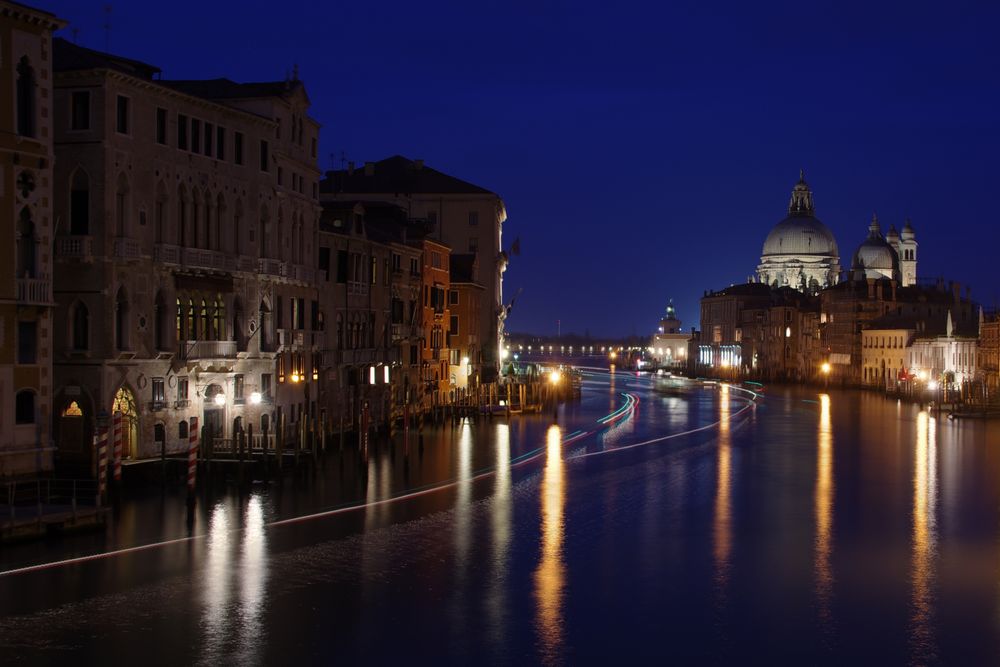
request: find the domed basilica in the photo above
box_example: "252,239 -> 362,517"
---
756,173 -> 918,291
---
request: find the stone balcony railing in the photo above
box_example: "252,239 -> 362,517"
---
277,329 -> 305,348
258,258 -> 286,277
153,243 -> 181,264
16,276 -> 51,306
56,236 -> 93,260
113,237 -> 142,261
178,339 -> 237,360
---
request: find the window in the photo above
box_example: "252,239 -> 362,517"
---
216,126 -> 225,160
177,114 -> 188,150
410,258 -> 419,276
156,107 -> 167,144
468,237 -> 478,252
468,211 -> 479,226
450,349 -> 461,365
318,247 -> 331,281
16,57 -> 35,138
70,169 -> 90,235
15,391 -> 35,424
431,252 -> 441,269
260,140 -> 269,171
449,290 -> 459,305
234,374 -> 244,401
278,354 -> 286,382
152,378 -> 165,404
154,292 -> 166,350
204,122 -> 213,157
261,373 -> 272,399
17,207 -> 36,278
277,166 -> 283,186
371,257 -> 377,285
336,250 -> 348,283
115,287 -> 130,350
71,91 -> 90,130
384,258 -> 390,286
177,377 -> 189,402
178,420 -> 188,439
116,95 -> 130,134
191,119 -> 201,153
296,298 -> 305,330
450,315 -> 459,335
17,321 -> 37,364
235,132 -> 244,165
71,302 -> 89,350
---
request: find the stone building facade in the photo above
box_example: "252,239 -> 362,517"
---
0,2 -> 64,476
50,38 -> 321,462
448,253 -> 485,396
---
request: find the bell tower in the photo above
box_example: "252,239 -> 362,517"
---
894,219 -> 918,286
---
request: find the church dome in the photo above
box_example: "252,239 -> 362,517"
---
761,173 -> 839,257
851,214 -> 899,277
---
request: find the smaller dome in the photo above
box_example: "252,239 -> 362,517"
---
900,218 -> 916,241
886,224 -> 899,242
852,214 -> 899,277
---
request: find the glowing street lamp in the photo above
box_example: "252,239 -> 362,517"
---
821,362 -> 831,375
549,370 -> 562,384
249,391 -> 262,405
214,392 -> 226,407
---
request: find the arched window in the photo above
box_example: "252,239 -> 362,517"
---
176,297 -> 185,342
16,56 -> 35,138
115,286 -> 130,350
192,190 -> 203,249
259,299 -> 272,350
154,181 -> 167,244
178,420 -> 188,439
214,194 -> 225,251
71,301 -> 89,350
259,206 -> 270,259
199,299 -> 208,340
70,169 -> 90,235
276,207 -> 285,261
336,313 -> 343,349
212,297 -> 225,341
154,291 -> 166,350
233,200 -> 243,255
233,298 -> 245,351
177,185 -> 188,246
15,390 -> 35,424
17,207 -> 36,278
115,174 -> 129,237
188,299 -> 197,341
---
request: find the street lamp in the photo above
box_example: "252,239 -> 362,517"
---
250,391 -> 262,405
214,392 -> 226,407
821,362 -> 831,375
549,370 -> 562,384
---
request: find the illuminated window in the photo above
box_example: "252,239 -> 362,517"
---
62,401 -> 83,417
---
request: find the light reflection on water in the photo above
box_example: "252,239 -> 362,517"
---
713,384 -> 732,593
911,410 -> 938,661
488,424 -> 512,649
203,502 -> 231,658
815,394 -> 834,625
534,425 -> 566,664
237,495 -> 268,661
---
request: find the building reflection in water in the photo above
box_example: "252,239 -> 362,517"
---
815,394 -> 834,626
713,384 -> 732,592
911,410 -> 938,659
487,423 -> 512,646
202,502 -> 232,656
534,425 -> 566,662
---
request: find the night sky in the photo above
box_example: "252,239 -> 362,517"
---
43,1 -> 1000,337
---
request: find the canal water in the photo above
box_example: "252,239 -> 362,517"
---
2,369 -> 1000,664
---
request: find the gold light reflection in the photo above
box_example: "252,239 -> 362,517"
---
202,503 -> 231,656
713,384 -> 732,590
815,394 -> 834,623
534,425 -> 566,662
911,410 -> 938,658
455,423 -> 473,561
237,495 -> 268,659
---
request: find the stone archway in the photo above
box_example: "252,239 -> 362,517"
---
112,386 -> 139,459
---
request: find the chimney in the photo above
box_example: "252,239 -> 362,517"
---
364,161 -> 375,177
347,161 -> 354,176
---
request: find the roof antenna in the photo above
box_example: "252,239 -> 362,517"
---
103,4 -> 112,52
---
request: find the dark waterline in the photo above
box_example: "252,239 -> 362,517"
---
2,372 -> 1000,664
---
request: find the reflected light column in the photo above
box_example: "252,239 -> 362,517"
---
713,384 -> 732,592
236,495 -> 269,660
815,394 -> 834,625
534,425 -> 566,663
487,423 -> 512,646
202,503 -> 232,658
911,410 -> 938,660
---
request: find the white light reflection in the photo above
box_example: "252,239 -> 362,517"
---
815,394 -> 834,626
487,423 -> 512,647
236,495 -> 268,660
911,410 -> 938,660
455,423 -> 473,562
534,425 -> 566,662
202,502 -> 232,658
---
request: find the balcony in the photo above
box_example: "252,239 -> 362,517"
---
258,258 -> 286,277
153,243 -> 181,264
347,281 -> 369,296
391,323 -> 416,341
182,247 -> 230,272
16,276 -> 51,306
178,340 -> 237,360
289,264 -> 314,283
277,329 -> 305,348
56,236 -> 93,260
113,237 -> 142,261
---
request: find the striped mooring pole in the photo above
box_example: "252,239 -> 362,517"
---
96,430 -> 108,503
187,416 -> 199,493
112,411 -> 123,483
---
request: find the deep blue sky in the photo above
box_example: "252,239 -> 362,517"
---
44,1 -> 1000,337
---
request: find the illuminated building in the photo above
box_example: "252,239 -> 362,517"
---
756,172 -> 841,293
420,238 -> 452,409
51,38 -> 320,460
980,311 -> 999,394
448,254 -> 485,396
320,156 -> 507,383
649,300 -> 691,369
0,1 -> 65,476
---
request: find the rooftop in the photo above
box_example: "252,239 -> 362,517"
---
321,155 -> 496,196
